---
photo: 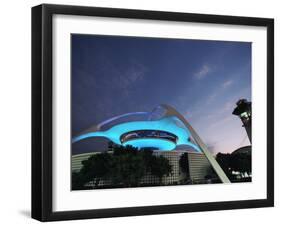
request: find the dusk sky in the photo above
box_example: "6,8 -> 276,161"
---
71,34 -> 251,155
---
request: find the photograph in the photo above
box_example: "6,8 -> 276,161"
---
31,3 -> 274,221
71,34 -> 252,190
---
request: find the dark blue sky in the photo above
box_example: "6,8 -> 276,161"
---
72,34 -> 251,154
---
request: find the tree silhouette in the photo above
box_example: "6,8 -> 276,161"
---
72,145 -> 173,189
110,145 -> 146,187
80,152 -> 113,187
72,171 -> 87,190
151,155 -> 172,185
216,151 -> 251,181
230,153 -> 251,174
141,149 -> 155,173
216,152 -> 232,177
179,153 -> 189,176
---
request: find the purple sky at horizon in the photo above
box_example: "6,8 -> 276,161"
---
71,34 -> 251,155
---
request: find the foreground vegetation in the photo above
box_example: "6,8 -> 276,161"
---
72,145 -> 172,190
216,151 -> 251,182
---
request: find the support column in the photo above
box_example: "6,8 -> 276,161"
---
162,104 -> 231,183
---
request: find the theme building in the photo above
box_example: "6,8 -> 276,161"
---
72,105 -> 230,183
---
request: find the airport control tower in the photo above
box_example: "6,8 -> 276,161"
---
232,99 -> 252,143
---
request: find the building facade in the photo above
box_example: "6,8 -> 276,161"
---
72,150 -> 216,187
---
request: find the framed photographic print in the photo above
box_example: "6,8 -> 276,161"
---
32,4 -> 274,221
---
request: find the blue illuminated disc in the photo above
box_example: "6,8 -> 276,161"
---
73,111 -> 201,152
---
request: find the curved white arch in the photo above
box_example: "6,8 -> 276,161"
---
160,104 -> 230,183
75,112 -> 149,136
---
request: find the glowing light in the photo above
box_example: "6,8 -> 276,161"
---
73,115 -> 201,152
123,138 -> 176,151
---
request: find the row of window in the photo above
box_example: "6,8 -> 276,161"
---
120,130 -> 178,144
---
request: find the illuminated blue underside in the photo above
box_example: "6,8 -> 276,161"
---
123,138 -> 176,151
72,116 -> 201,152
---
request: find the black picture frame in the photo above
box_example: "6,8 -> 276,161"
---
32,4 -> 274,222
